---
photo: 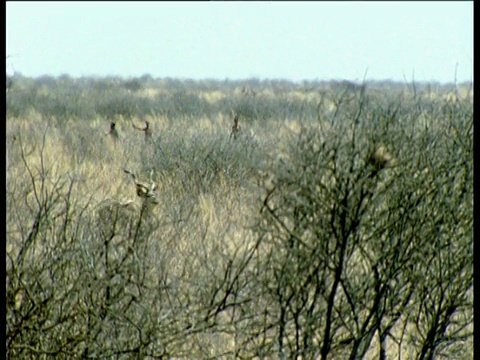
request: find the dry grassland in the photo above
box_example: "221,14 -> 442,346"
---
6,79 -> 473,359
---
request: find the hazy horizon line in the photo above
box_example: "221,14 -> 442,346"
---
6,72 -> 473,86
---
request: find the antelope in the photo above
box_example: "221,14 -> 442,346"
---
132,120 -> 152,140
230,115 -> 241,140
122,168 -> 159,205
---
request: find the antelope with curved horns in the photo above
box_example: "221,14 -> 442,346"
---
122,168 -> 159,205
132,120 -> 152,140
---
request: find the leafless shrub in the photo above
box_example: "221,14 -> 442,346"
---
243,85 -> 472,359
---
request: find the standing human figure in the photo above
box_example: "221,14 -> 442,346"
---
108,121 -> 119,141
230,115 -> 241,140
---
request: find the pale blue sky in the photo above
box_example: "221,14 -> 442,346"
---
6,1 -> 473,83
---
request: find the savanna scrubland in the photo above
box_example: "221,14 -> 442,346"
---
6,74 -> 473,359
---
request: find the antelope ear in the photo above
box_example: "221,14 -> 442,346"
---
151,182 -> 157,192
